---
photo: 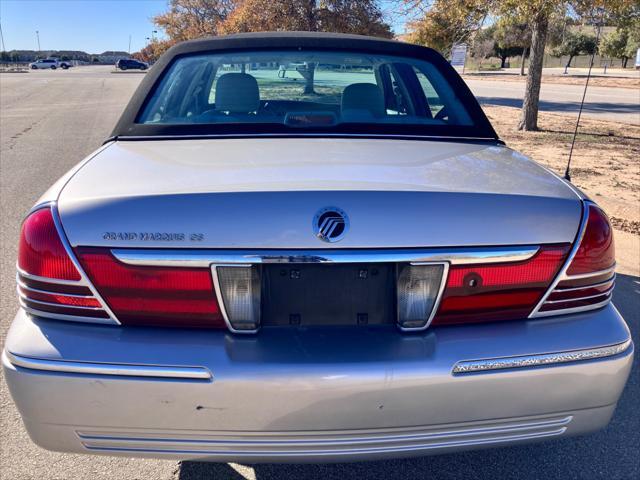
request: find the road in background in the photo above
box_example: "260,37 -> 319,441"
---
1,67 -> 638,479
466,78 -> 639,124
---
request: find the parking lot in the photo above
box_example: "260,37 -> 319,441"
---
0,66 -> 638,479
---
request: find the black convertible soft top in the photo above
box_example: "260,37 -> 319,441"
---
110,32 -> 498,141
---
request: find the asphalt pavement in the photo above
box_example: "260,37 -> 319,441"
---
467,78 -> 639,124
0,66 -> 638,479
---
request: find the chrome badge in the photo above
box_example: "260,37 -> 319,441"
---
313,207 -> 349,243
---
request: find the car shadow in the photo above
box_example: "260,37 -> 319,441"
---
178,273 -> 639,480
477,96 -> 640,116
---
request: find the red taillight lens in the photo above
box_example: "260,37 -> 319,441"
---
431,246 -> 570,326
566,205 -> 615,275
76,248 -> 226,328
17,206 -> 112,321
18,208 -> 81,280
534,204 -> 615,315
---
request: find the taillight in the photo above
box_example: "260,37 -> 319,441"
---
19,207 -> 80,280
431,246 -> 570,326
17,206 -> 113,323
532,203 -> 615,316
76,248 -> 226,328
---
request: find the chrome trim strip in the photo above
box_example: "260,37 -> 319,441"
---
19,299 -> 116,325
19,294 -> 106,311
76,416 -> 573,447
117,133 -> 498,142
16,267 -> 87,286
17,276 -> 97,299
562,266 -> 616,281
542,289 -> 613,305
79,428 -> 567,456
211,264 -> 259,334
112,246 -> 540,268
49,203 -> 121,325
529,202 -> 591,318
554,276 -> 615,292
452,339 -> 632,374
3,351 -> 212,380
532,297 -> 613,317
398,262 -> 449,332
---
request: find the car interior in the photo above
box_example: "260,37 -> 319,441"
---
141,53 -> 473,127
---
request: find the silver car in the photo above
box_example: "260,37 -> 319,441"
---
4,32 -> 633,463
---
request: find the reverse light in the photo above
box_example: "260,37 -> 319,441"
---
396,263 -> 446,330
214,266 -> 262,332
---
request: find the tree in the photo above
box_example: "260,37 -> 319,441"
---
470,26 -> 496,69
600,20 -> 640,68
493,18 -> 531,71
134,39 -> 174,63
623,22 -> 640,66
552,29 -> 597,68
221,0 -> 392,93
404,0 -> 491,56
495,1 -> 570,131
154,0 -> 237,42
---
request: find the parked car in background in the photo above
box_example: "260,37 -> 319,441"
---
115,58 -> 148,71
29,59 -> 59,70
58,60 -> 72,69
4,32 -> 633,463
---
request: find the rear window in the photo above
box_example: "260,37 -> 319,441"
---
138,50 -> 476,131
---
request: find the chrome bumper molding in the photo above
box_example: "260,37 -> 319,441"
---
452,339 -> 632,374
76,415 -> 572,457
3,351 -> 212,380
111,246 -> 540,268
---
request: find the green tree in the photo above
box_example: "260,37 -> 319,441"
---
623,22 -> 640,64
403,0 -> 638,130
470,26 -> 496,68
493,18 -> 530,71
552,29 -> 597,68
600,21 -> 640,68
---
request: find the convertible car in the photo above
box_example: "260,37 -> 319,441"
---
3,32 -> 633,462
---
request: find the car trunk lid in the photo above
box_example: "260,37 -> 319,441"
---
57,138 -> 581,249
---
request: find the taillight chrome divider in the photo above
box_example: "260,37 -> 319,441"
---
529,202 -> 615,318
111,246 -> 540,268
17,202 -> 121,325
17,276 -> 98,299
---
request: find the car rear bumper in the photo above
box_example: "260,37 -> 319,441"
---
3,305 -> 633,463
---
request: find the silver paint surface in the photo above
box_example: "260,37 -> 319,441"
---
56,139 -> 582,248
3,305 -> 633,461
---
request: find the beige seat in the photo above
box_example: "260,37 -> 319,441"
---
341,83 -> 385,121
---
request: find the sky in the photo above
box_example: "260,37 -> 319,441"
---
0,0 -> 169,53
0,0 -> 408,54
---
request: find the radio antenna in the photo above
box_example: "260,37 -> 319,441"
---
564,9 -> 605,182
